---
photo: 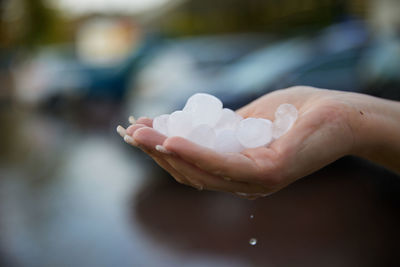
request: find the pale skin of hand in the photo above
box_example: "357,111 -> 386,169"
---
117,86 -> 400,199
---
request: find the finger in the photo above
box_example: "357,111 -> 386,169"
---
135,133 -> 198,187
164,156 -> 268,194
116,125 -> 127,137
152,156 -> 191,186
133,127 -> 167,149
163,136 -> 263,183
139,146 -> 192,186
126,124 -> 149,136
128,116 -> 136,124
154,156 -> 202,189
123,124 -> 148,146
150,148 -> 269,195
133,128 -> 202,188
135,117 -> 153,127
133,128 -> 266,192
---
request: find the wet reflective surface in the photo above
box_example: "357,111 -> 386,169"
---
0,105 -> 400,267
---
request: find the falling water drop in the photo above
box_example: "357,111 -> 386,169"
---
249,238 -> 257,246
250,214 -> 254,219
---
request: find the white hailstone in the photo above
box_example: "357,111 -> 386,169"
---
236,118 -> 272,148
167,110 -> 193,138
186,124 -> 216,149
128,92 -> 299,154
214,129 -> 244,153
183,93 -> 223,127
272,103 -> 298,139
214,108 -> 243,134
153,114 -> 170,136
275,103 -> 298,119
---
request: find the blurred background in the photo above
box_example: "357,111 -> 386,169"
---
1,0 -> 400,266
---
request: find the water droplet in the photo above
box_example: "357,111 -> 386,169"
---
250,214 -> 254,219
249,238 -> 257,246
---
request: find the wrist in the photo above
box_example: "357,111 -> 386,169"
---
345,93 -> 400,171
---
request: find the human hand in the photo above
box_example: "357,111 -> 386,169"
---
117,86 -> 398,198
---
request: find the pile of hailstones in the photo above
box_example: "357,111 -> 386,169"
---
153,93 -> 298,153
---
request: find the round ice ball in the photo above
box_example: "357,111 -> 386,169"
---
236,118 -> 272,148
183,93 -> 223,127
214,129 -> 244,153
272,104 -> 298,139
186,124 -> 216,149
214,108 -> 243,134
275,103 -> 298,120
168,111 -> 193,138
153,114 -> 169,136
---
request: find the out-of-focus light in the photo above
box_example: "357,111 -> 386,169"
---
50,0 -> 172,15
76,18 -> 141,66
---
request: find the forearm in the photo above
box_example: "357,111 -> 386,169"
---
347,93 -> 400,172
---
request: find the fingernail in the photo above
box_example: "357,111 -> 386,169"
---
223,176 -> 232,181
155,145 -> 172,154
128,116 -> 136,124
124,135 -> 138,146
116,125 -> 126,137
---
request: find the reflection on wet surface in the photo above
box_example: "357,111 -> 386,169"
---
0,106 -> 399,267
135,159 -> 400,266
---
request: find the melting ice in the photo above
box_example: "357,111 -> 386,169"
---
152,93 -> 298,153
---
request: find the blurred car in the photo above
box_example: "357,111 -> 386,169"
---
13,40 -> 159,106
124,33 -> 271,117
127,20 -> 380,117
202,20 -> 382,109
12,18 -> 159,107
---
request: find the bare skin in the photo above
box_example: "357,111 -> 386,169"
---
117,86 -> 400,199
